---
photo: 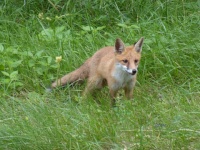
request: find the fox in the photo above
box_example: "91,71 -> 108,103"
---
51,37 -> 144,106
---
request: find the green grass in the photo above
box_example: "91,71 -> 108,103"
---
0,0 -> 200,149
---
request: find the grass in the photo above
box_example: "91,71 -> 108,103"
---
0,0 -> 200,149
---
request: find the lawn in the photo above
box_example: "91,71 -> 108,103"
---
0,0 -> 200,149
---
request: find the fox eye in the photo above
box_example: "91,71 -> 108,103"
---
134,59 -> 139,63
122,59 -> 128,63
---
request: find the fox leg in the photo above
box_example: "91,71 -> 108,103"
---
83,75 -> 103,96
109,89 -> 118,106
124,79 -> 135,99
83,81 -> 95,97
124,87 -> 133,99
107,80 -> 119,106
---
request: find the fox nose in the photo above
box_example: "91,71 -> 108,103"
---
131,69 -> 137,75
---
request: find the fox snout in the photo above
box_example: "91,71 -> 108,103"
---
127,69 -> 137,75
122,65 -> 137,75
131,69 -> 137,75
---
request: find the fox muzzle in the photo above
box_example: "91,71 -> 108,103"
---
131,69 -> 137,75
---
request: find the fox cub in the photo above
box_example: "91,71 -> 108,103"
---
51,37 -> 144,106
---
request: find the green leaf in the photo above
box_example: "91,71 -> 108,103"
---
50,64 -> 58,69
55,26 -> 65,33
36,67 -> 43,75
39,28 -> 54,41
1,71 -> 10,77
6,46 -> 18,54
63,30 -> 70,37
35,50 -> 44,57
11,60 -> 22,68
39,60 -> 48,66
28,60 -> 35,67
81,26 -> 94,31
1,78 -> 10,84
10,71 -> 18,80
0,43 -> 4,52
47,56 -> 52,64
21,51 -> 33,57
96,26 -> 106,31
117,23 -> 128,28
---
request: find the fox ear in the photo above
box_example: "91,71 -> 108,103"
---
134,37 -> 144,53
115,38 -> 125,54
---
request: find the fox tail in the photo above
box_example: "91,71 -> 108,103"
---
51,58 -> 91,88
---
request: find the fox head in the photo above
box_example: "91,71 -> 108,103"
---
114,37 -> 144,75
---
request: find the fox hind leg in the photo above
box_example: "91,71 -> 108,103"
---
83,75 -> 104,96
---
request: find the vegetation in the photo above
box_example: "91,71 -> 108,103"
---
0,0 -> 199,149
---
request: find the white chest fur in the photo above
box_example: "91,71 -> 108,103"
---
111,63 -> 135,90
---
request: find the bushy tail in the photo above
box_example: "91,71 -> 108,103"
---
51,58 -> 91,88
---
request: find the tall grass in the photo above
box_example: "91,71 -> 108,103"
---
0,0 -> 200,149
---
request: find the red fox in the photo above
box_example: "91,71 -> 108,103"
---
51,37 -> 144,106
